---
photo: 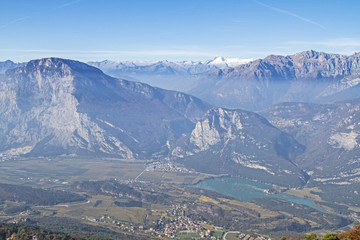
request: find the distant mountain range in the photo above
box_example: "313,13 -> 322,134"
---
188,50 -> 360,110
4,51 -> 360,112
88,51 -> 360,111
0,60 -> 24,74
0,58 -> 211,160
0,57 -> 305,187
88,57 -> 252,76
1,50 -> 360,190
88,57 -> 252,91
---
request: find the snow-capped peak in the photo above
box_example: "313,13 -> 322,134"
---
88,56 -> 253,72
205,56 -> 253,68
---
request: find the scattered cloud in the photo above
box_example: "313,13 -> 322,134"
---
0,17 -> 30,30
286,38 -> 360,47
0,49 -> 216,56
0,0 -> 83,30
57,0 -> 83,9
0,47 -> 289,62
252,0 -> 326,30
0,48 -> 221,62
276,38 -> 360,56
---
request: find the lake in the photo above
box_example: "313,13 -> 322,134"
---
193,177 -> 327,213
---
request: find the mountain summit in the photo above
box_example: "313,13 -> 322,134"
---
0,58 -> 211,159
0,60 -> 24,74
188,50 -> 360,110
88,57 -> 253,92
0,58 -> 306,186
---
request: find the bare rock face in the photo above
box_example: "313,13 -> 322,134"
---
0,58 -> 211,159
0,57 -> 308,187
172,107 -> 307,187
263,99 -> 360,186
188,50 -> 360,110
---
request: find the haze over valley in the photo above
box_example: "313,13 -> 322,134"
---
1,51 -> 360,238
1,0 -> 360,239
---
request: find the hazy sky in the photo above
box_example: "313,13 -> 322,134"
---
1,0 -> 360,62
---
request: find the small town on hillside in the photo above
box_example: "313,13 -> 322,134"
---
83,203 -> 271,239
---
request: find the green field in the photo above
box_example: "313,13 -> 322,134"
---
176,231 -> 201,239
0,157 -> 355,238
0,157 -> 215,188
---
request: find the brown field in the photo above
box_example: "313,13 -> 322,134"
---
286,187 -> 323,201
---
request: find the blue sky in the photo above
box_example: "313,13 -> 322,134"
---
1,0 -> 360,62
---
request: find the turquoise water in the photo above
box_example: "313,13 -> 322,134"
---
193,177 -> 327,213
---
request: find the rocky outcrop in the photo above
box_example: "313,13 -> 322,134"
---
172,108 -> 307,187
263,99 -> 360,185
188,50 -> 360,110
0,57 -> 309,187
0,58 -> 211,159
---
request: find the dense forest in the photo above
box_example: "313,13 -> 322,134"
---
0,222 -> 359,240
0,220 -> 158,240
0,183 -> 85,205
0,223 -> 84,240
281,225 -> 360,240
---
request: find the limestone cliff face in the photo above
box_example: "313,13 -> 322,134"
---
173,108 -> 307,187
0,58 -> 211,159
0,57 -> 309,187
263,99 -> 360,185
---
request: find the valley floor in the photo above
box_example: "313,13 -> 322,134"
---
0,157 -> 358,239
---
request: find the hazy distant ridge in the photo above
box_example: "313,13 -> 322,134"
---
188,50 -> 360,110
0,57 -> 305,187
88,57 -> 253,91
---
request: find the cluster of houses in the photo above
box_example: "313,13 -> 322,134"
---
83,205 -> 271,240
239,233 -> 270,240
153,204 -> 204,237
146,161 -> 190,173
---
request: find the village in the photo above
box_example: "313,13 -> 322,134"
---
83,203 -> 271,240
146,161 -> 191,173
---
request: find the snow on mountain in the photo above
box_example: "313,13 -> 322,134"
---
88,57 -> 252,75
0,57 -> 308,187
204,56 -> 253,68
188,50 -> 360,111
0,58 -> 211,159
88,57 -> 253,92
